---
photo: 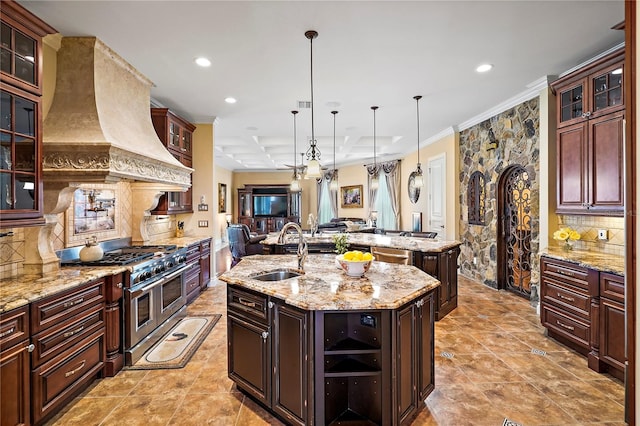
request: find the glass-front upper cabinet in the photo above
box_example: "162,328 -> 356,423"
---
0,19 -> 43,94
555,50 -> 624,129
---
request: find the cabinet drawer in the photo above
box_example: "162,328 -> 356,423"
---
185,273 -> 201,296
540,257 -> 592,291
31,303 -> 104,368
228,286 -> 269,324
541,280 -> 590,319
186,244 -> 201,262
31,279 -> 105,334
600,272 -> 624,304
541,305 -> 590,349
31,330 -> 105,424
200,239 -> 211,254
0,305 -> 29,351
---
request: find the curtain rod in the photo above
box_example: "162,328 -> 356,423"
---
362,158 -> 401,168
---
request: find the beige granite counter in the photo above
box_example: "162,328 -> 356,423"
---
0,266 -> 127,313
218,254 -> 440,311
261,232 -> 461,253
541,247 -> 624,275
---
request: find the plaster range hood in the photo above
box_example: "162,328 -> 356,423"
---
42,36 -> 191,189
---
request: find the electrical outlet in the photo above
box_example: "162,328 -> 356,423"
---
473,256 -> 477,265
598,229 -> 608,240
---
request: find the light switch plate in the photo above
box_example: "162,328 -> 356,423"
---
198,220 -> 209,228
598,229 -> 608,240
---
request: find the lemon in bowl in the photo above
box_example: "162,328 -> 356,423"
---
336,250 -> 374,277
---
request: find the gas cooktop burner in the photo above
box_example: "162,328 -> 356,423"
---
61,251 -> 154,266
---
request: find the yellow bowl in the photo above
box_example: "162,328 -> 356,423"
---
336,254 -> 373,277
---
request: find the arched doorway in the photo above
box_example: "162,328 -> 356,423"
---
497,165 -> 532,298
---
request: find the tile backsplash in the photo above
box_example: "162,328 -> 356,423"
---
0,228 -> 25,278
557,215 -> 625,256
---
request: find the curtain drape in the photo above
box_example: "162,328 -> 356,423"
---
317,170 -> 338,222
366,164 -> 380,223
382,160 -> 401,229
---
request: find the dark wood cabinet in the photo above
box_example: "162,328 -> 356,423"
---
104,273 -> 123,377
598,272 -> 625,380
199,238 -> 211,290
552,48 -> 624,216
0,305 -> 31,426
227,286 -> 271,406
236,185 -> 300,234
184,242 -> 202,305
395,293 -> 434,424
272,302 -> 309,426
540,255 -> 625,380
0,1 -> 55,228
30,279 -> 106,425
150,108 -> 196,215
417,246 -> 460,320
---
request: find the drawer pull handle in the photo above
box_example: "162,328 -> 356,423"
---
238,298 -> 257,308
63,326 -> 84,338
557,293 -> 575,302
556,320 -> 575,331
558,270 -> 575,277
116,283 -> 123,289
65,360 -> 86,377
26,344 -> 35,353
0,327 -> 15,338
63,298 -> 84,308
261,331 -> 269,340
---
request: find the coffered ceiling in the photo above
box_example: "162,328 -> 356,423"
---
19,1 -> 625,172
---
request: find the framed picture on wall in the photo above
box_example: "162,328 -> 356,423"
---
412,212 -> 422,232
218,183 -> 227,213
341,185 -> 363,208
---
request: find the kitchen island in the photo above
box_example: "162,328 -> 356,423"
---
219,254 -> 440,425
262,232 -> 462,320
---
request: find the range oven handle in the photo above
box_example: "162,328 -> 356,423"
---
129,265 -> 188,298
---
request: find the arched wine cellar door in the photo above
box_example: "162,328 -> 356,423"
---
497,165 -> 532,298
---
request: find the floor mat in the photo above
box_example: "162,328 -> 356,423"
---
125,313 -> 221,370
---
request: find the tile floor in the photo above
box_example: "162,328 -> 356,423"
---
45,275 -> 626,426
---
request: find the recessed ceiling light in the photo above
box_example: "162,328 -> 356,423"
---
476,63 -> 493,73
225,97 -> 237,104
195,57 -> 211,67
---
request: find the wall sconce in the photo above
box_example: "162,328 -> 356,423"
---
225,213 -> 232,227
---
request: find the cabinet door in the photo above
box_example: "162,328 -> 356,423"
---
557,79 -> 586,128
556,121 -> 589,213
200,251 -> 211,290
396,303 -> 417,423
589,61 -> 624,119
417,294 -> 435,401
588,112 -> 624,212
600,297 -> 625,375
0,342 -> 31,426
181,155 -> 193,212
227,314 -> 270,405
272,302 -> 308,426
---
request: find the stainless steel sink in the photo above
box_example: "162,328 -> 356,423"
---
250,268 -> 304,281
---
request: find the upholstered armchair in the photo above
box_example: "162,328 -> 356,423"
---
227,224 -> 267,267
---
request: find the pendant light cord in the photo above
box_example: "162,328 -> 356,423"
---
292,110 -> 298,178
332,110 -> 337,175
414,95 -> 421,168
371,106 -> 378,168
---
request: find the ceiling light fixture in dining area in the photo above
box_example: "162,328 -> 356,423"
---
304,30 -> 322,179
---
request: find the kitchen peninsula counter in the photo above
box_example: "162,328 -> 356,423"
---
261,232 -> 462,253
540,246 -> 624,275
219,254 -> 438,425
0,265 -> 126,313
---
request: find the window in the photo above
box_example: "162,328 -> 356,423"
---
468,171 -> 485,225
374,173 -> 395,230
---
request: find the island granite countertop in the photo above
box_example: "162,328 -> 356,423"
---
218,254 -> 440,311
261,232 -> 462,253
0,265 -> 127,313
541,247 -> 624,275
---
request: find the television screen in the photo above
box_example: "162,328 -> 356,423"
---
253,195 -> 288,217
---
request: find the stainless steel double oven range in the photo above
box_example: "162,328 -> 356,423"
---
61,243 -> 189,365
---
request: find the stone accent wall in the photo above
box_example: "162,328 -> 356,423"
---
459,98 -> 540,295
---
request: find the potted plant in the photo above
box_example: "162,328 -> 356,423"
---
332,233 -> 348,255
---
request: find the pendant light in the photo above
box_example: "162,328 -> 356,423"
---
413,95 -> 424,188
304,30 -> 322,179
371,106 -> 379,190
290,110 -> 301,192
329,110 -> 339,191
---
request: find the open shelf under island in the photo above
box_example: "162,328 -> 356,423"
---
219,254 -> 441,426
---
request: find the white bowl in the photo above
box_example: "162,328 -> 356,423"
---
336,254 -> 373,277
